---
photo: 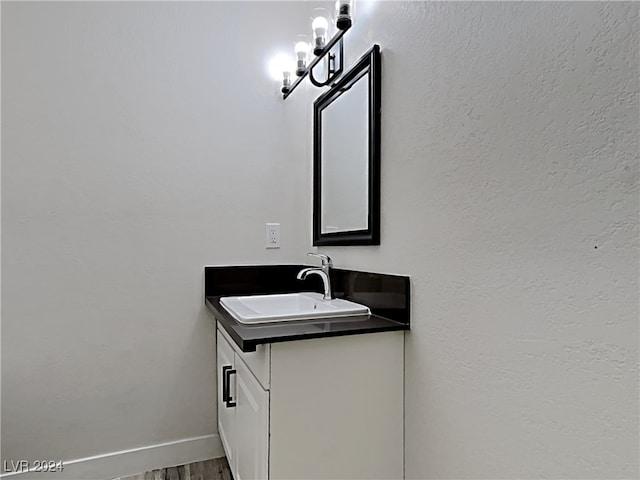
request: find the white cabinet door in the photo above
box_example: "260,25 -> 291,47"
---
234,355 -> 270,480
216,331 -> 236,471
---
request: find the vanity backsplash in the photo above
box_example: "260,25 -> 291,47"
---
204,264 -> 409,325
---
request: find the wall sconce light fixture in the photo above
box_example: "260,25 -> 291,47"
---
278,0 -> 353,99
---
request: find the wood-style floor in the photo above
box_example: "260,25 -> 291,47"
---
116,458 -> 232,480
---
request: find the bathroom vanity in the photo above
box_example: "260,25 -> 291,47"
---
205,264 -> 410,480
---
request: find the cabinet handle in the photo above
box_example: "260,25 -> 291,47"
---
222,365 -> 232,403
224,368 -> 237,408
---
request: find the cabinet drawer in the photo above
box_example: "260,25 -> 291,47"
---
218,323 -> 270,390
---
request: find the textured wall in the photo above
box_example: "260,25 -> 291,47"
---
319,1 -> 639,478
2,1 -> 638,478
1,1 -> 310,464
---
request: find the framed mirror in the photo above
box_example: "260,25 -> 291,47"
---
313,45 -> 381,246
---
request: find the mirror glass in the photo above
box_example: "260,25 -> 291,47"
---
321,74 -> 369,233
313,45 -> 381,246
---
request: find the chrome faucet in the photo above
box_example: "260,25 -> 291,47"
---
297,253 -> 334,300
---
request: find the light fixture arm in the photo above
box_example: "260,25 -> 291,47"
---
283,28 -> 349,99
308,39 -> 344,87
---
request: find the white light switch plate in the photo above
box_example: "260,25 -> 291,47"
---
265,223 -> 280,249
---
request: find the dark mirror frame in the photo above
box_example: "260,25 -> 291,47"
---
313,44 -> 381,246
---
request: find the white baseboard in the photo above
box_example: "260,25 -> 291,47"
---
1,434 -> 224,480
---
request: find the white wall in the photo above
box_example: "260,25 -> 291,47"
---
3,2 -> 638,479
1,1 -> 312,474
316,1 -> 639,478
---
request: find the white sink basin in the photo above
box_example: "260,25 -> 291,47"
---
220,292 -> 370,324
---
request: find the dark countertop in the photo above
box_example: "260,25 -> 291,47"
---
204,264 -> 410,352
206,295 -> 409,352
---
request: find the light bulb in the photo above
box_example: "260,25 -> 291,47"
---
268,53 -> 294,81
294,41 -> 310,76
312,16 -> 329,33
335,0 -> 353,30
281,71 -> 292,94
312,16 -> 329,55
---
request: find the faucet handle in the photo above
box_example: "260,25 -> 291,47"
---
307,252 -> 333,268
